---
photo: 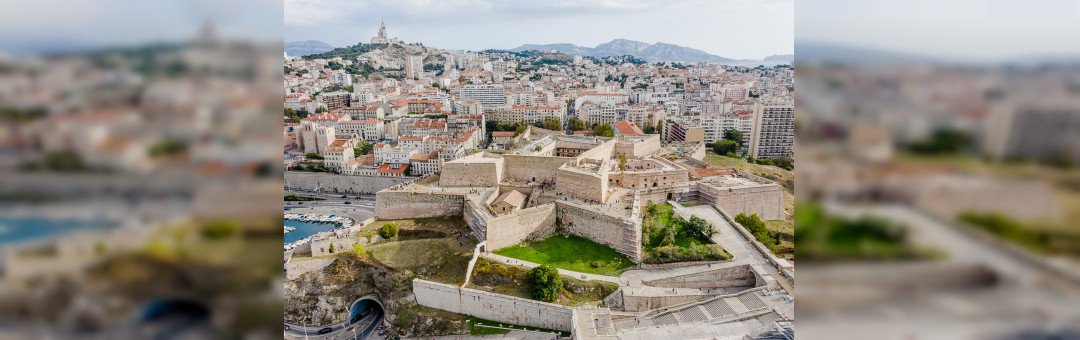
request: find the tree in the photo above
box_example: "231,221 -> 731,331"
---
304,152 -> 323,160
746,155 -> 756,164
525,265 -> 563,302
352,243 -> 366,257
379,223 -> 398,239
617,154 -> 627,171
514,125 -> 528,136
756,159 -> 773,166
354,141 -> 373,157
712,140 -> 739,156
684,216 -> 714,239
315,106 -> 328,113
329,243 -> 335,253
567,117 -> 588,131
723,129 -> 743,147
542,117 -> 562,131
593,124 -> 614,137
772,157 -> 793,170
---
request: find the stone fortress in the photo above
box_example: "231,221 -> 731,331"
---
376,127 -> 784,262
370,126 -> 792,338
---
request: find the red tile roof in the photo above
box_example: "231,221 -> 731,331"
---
492,131 -> 515,137
613,120 -> 644,136
377,163 -> 409,174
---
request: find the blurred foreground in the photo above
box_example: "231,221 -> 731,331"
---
0,12 -> 283,340
795,49 -> 1080,339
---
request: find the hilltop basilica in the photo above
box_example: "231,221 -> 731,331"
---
370,18 -> 401,45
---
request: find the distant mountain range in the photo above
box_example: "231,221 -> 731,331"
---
284,38 -> 793,65
285,40 -> 335,57
511,39 -> 791,64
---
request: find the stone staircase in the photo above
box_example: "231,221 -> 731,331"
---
638,289 -> 783,329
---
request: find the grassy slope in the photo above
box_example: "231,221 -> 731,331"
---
492,235 -> 634,275
368,238 -> 473,285
468,258 -> 620,308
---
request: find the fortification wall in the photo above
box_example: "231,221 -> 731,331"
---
374,191 -> 464,220
485,204 -> 557,250
412,279 -> 575,332
699,183 -> 784,221
642,265 -> 759,289
463,199 -> 489,241
621,293 -> 713,312
611,169 -> 689,190
555,202 -> 641,262
502,155 -> 572,183
441,157 -> 504,187
555,167 -> 608,203
285,172 -> 411,193
575,139 -> 616,163
613,135 -> 661,158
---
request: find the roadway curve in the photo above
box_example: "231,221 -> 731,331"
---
285,296 -> 385,340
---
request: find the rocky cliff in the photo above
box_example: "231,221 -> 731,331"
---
284,256 -> 468,336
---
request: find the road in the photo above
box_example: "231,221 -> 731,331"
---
285,310 -> 383,340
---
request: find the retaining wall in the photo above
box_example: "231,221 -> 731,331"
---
502,155 -> 573,183
485,204 -> 557,250
621,292 -> 713,312
642,265 -> 759,289
285,172 -> 411,193
412,279 -> 575,332
373,191 -> 465,220
555,202 -> 641,263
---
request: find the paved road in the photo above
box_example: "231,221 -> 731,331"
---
285,310 -> 382,340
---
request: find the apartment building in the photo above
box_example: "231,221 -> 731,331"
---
750,97 -> 795,159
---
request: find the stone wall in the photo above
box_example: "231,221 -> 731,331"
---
501,155 -> 573,183
613,135 -> 661,158
555,202 -> 641,262
555,167 -> 608,203
441,156 -> 504,187
690,142 -> 707,161
485,204 -> 557,250
642,265 -> 759,289
575,139 -> 616,163
412,279 -> 575,332
610,168 -> 689,190
621,292 -> 713,312
463,199 -> 489,241
374,191 -> 464,220
285,172 -> 411,193
699,183 -> 784,221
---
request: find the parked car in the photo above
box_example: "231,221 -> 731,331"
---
318,327 -> 333,334
344,201 -> 351,204
340,195 -> 347,198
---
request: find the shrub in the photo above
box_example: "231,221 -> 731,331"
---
590,261 -> 600,268
329,243 -> 335,253
525,265 -> 563,302
202,220 -> 239,239
379,223 -> 399,239
755,159 -> 773,166
352,243 -> 366,257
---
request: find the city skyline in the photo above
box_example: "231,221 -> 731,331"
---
284,0 -> 795,60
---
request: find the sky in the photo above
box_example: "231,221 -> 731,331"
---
0,0 -> 282,54
797,0 -> 1080,62
284,0 -> 795,60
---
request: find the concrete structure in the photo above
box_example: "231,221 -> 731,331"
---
413,279 -> 575,332
749,97 -> 794,160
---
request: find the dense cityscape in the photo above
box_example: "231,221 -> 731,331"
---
281,21 -> 796,339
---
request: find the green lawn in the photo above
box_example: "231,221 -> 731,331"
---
641,203 -> 729,263
492,234 -> 634,275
